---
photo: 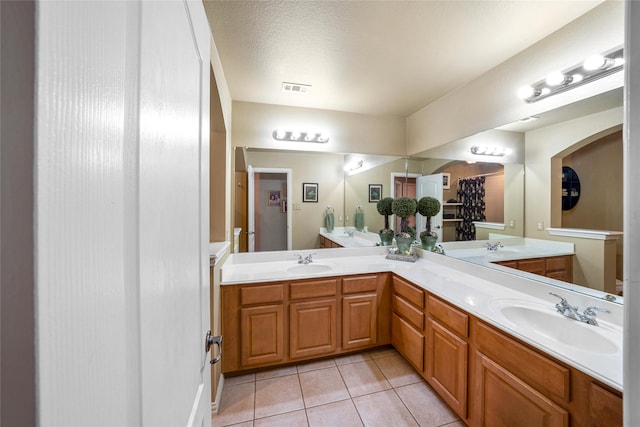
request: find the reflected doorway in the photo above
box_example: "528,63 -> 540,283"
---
247,166 -> 292,252
391,173 -> 419,234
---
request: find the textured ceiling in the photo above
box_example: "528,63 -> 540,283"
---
204,0 -> 603,117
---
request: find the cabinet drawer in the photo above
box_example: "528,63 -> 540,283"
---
546,256 -> 569,272
392,276 -> 424,308
427,295 -> 468,338
392,294 -> 424,330
241,283 -> 285,305
517,258 -> 545,274
290,279 -> 337,300
343,275 -> 378,294
475,320 -> 570,402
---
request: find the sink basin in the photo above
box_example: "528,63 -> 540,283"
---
287,264 -> 333,275
490,299 -> 619,354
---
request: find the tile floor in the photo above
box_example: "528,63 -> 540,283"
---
212,347 -> 465,427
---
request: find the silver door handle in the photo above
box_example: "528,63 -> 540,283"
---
247,231 -> 255,235
205,331 -> 222,365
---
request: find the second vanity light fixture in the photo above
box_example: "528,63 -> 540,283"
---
470,146 -> 511,157
272,129 -> 329,143
518,46 -> 623,103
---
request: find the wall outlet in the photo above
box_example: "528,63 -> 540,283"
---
508,220 -> 515,228
292,203 -> 302,210
537,222 -> 544,231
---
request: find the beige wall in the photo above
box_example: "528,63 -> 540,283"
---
563,131 -> 623,280
345,158 -> 424,235
406,1 -> 623,155
525,107 -> 623,292
245,150 -> 345,250
232,101 -> 407,156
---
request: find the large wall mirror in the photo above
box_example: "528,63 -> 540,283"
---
234,86 -> 623,305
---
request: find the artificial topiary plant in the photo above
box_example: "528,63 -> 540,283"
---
417,196 -> 441,237
392,197 -> 417,237
376,197 -> 394,230
376,197 -> 395,246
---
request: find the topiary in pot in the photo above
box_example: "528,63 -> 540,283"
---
376,197 -> 394,246
417,196 -> 441,251
392,197 -> 417,254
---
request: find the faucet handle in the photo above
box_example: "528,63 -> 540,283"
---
583,306 -> 611,316
549,292 -> 568,304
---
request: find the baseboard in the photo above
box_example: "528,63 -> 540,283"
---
211,373 -> 225,414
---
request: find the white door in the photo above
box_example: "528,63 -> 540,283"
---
34,1 -> 211,425
248,165 -> 257,251
247,166 -> 293,252
417,174 -> 444,242
139,2 -> 211,425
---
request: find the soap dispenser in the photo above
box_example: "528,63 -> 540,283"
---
325,206 -> 335,233
355,205 -> 364,232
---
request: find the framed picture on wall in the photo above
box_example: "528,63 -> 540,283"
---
369,184 -> 382,202
303,182 -> 318,202
268,190 -> 281,207
442,173 -> 451,190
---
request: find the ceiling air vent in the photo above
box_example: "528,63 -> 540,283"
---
282,82 -> 311,94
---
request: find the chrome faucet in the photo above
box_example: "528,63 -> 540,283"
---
434,244 -> 446,255
549,293 -> 611,326
297,252 -> 316,264
486,242 -> 503,251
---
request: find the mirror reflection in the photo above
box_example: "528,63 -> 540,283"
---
235,88 -> 623,304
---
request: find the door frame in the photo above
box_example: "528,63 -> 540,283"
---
247,166 -> 292,251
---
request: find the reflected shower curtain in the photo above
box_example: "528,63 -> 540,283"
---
456,177 -> 486,241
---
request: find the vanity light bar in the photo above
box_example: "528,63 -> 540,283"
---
518,46 -> 623,103
272,130 -> 329,143
470,146 -> 511,157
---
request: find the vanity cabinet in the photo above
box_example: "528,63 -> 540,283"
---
235,283 -> 286,368
221,273 -> 390,373
493,255 -> 573,283
425,295 -> 469,418
319,235 -> 342,248
289,278 -> 339,359
342,275 -> 379,350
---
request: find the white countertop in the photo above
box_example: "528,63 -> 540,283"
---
319,227 -> 381,248
220,246 -> 622,391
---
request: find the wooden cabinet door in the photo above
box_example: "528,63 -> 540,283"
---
391,313 -> 424,371
240,304 -> 284,367
425,319 -> 468,418
473,352 -> 568,427
290,299 -> 337,359
343,294 -> 377,350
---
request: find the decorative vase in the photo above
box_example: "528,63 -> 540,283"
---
395,235 -> 414,255
420,232 -> 438,251
379,229 -> 394,246
355,209 -> 364,232
325,206 -> 335,232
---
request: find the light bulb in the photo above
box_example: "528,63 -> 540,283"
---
546,71 -> 566,86
305,132 -> 317,141
275,129 -> 286,139
584,54 -> 609,71
290,131 -> 300,140
540,87 -> 551,96
517,86 -> 535,99
571,74 -> 583,83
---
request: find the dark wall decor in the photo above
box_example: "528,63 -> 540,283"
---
561,166 -> 581,210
